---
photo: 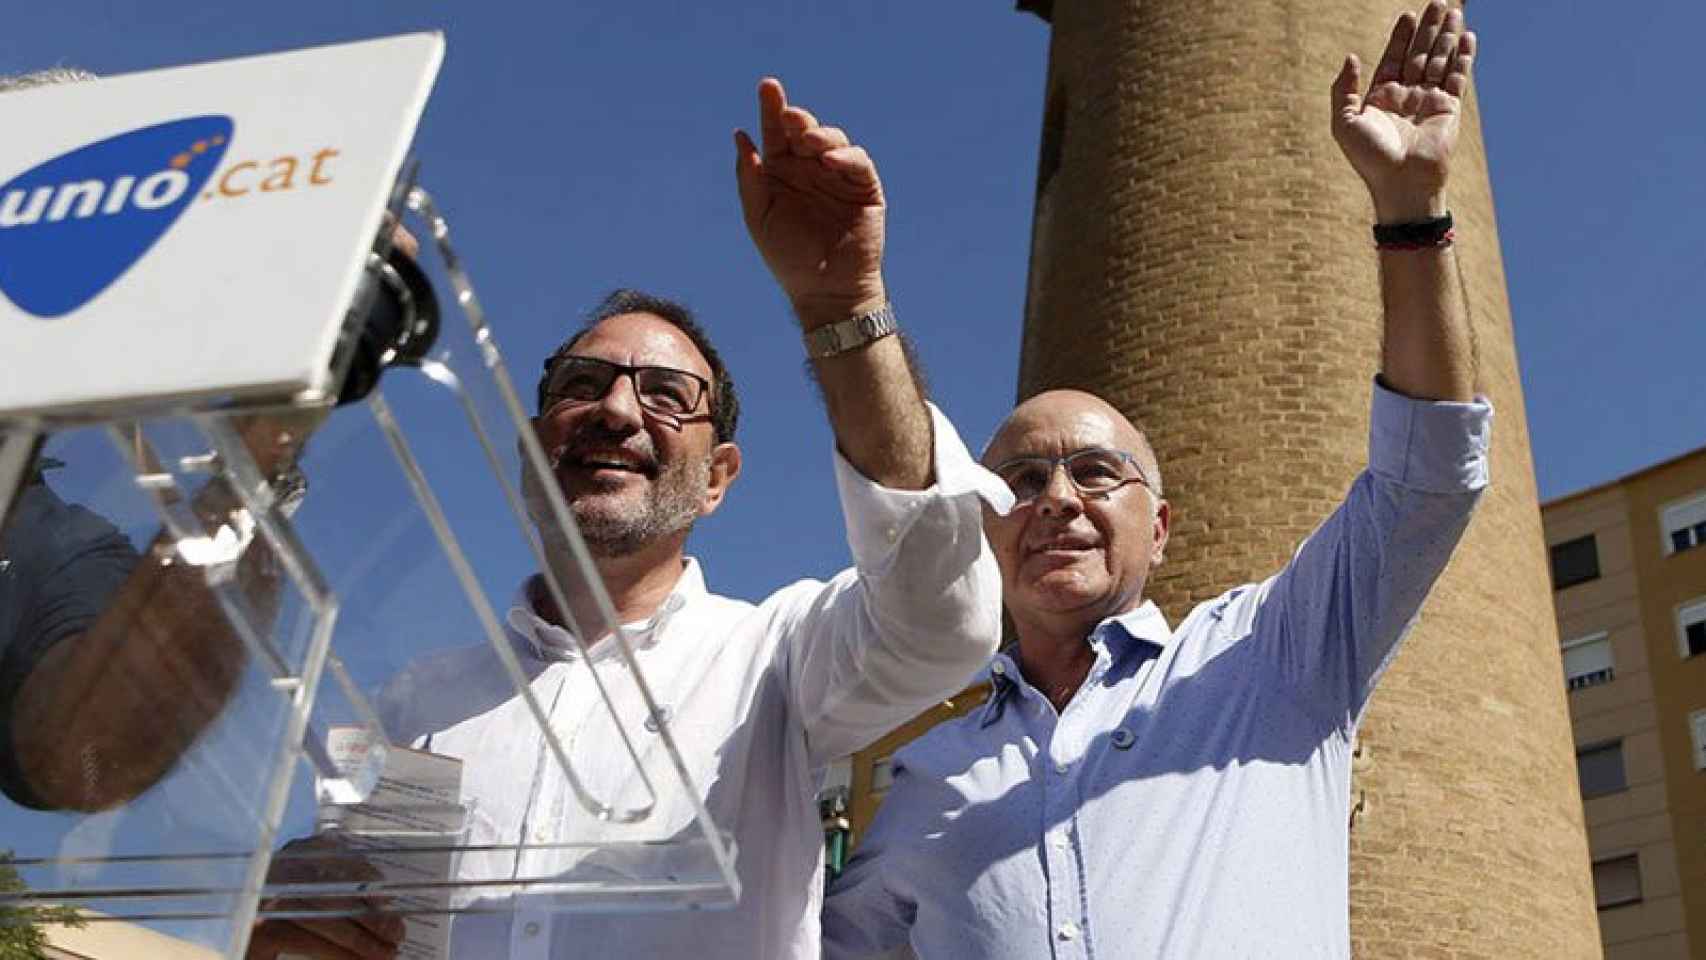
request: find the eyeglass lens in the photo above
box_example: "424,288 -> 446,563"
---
546,356 -> 704,416
996,449 -> 1139,502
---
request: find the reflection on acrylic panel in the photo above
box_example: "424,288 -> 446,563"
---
0,224 -> 741,957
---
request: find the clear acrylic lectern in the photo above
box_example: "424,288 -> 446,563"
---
0,34 -> 737,960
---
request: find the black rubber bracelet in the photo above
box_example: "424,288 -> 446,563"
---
1373,212 -> 1453,248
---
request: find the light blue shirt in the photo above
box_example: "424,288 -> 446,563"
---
823,383 -> 1492,960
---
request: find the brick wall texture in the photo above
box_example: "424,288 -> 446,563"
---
1018,1 -> 1602,955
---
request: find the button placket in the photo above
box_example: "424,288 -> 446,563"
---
1029,686 -> 1064,958
1041,704 -> 1090,959
525,664 -> 594,879
1041,812 -> 1088,958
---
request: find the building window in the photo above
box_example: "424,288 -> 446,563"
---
1661,492 -> 1706,555
1678,597 -> 1706,659
1592,854 -> 1643,910
1549,535 -> 1601,590
1691,710 -> 1706,772
1561,632 -> 1614,691
1576,741 -> 1627,799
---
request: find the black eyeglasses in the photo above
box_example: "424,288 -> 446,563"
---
990,448 -> 1150,504
541,355 -> 711,419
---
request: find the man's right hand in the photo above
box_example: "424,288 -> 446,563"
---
734,78 -> 889,329
1330,0 -> 1474,223
246,834 -> 405,960
733,77 -> 934,491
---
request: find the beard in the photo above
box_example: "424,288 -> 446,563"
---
567,444 -> 711,559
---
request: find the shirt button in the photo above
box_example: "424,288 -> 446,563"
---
884,526 -> 899,542
1111,727 -> 1135,749
1057,920 -> 1080,941
1053,759 -> 1069,775
991,661 -> 1006,676
644,704 -> 673,733
1052,833 -> 1071,850
523,921 -> 541,937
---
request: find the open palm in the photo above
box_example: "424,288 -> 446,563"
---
1332,2 -> 1475,218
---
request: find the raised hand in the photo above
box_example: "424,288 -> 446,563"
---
734,78 -> 887,327
1331,1 -> 1476,223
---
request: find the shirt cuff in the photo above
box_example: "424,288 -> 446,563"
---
834,402 -> 1014,565
1368,377 -> 1494,494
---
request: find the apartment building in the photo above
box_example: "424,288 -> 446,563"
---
1544,444 -> 1706,958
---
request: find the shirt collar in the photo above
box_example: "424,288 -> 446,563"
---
1103,600 -> 1174,653
978,600 -> 1173,728
505,557 -> 706,663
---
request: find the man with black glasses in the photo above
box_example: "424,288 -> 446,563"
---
253,77 -> 1008,960
824,4 -> 1493,957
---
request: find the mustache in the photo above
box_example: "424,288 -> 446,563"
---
547,423 -> 659,473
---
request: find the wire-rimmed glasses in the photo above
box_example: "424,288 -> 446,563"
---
991,447 -> 1151,504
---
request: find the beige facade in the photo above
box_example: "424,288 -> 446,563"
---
1545,445 -> 1706,958
40,915 -> 221,959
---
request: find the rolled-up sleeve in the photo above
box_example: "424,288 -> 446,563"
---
1367,377 -> 1492,493
1263,379 -> 1492,725
781,403 -> 1012,766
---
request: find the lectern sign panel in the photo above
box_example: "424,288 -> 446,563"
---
0,33 -> 444,419
0,116 -> 233,317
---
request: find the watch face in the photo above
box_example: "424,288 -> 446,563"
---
852,308 -> 885,337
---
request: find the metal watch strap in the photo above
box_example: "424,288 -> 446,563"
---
802,303 -> 898,360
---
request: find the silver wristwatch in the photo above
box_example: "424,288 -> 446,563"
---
802,303 -> 898,360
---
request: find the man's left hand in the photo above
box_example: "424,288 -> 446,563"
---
734,78 -> 887,327
1331,1 -> 1476,223
247,834 -> 405,960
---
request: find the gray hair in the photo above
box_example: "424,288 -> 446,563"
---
0,67 -> 98,93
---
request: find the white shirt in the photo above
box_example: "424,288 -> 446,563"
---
375,404 -> 1010,959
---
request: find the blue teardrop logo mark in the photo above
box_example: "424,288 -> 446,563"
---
0,116 -> 233,318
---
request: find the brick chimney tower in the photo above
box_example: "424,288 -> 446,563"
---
1014,1 -> 1600,954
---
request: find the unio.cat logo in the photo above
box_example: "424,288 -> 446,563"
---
0,116 -> 234,318
0,116 -> 348,320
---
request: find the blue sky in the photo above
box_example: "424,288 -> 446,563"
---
3,1 -> 1703,927
7,0 -> 1701,603
1478,2 -> 1706,502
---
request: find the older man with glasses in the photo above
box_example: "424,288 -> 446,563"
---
823,4 -> 1492,957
